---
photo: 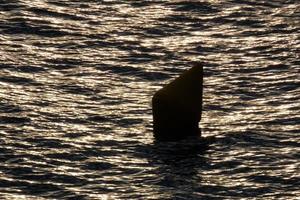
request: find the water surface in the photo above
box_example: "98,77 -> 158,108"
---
0,0 -> 299,199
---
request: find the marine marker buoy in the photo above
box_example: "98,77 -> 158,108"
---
152,64 -> 203,141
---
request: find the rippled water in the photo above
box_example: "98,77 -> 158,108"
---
0,0 -> 299,199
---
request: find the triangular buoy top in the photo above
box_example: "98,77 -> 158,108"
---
152,64 -> 203,141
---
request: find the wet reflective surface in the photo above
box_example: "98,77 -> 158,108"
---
0,0 -> 299,199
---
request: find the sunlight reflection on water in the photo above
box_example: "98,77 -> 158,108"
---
0,0 -> 299,199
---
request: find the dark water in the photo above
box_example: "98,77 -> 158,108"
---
0,0 -> 299,199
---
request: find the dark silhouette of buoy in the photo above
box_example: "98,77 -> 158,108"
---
152,64 -> 203,141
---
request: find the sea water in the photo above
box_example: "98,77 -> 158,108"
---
0,1 -> 299,199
